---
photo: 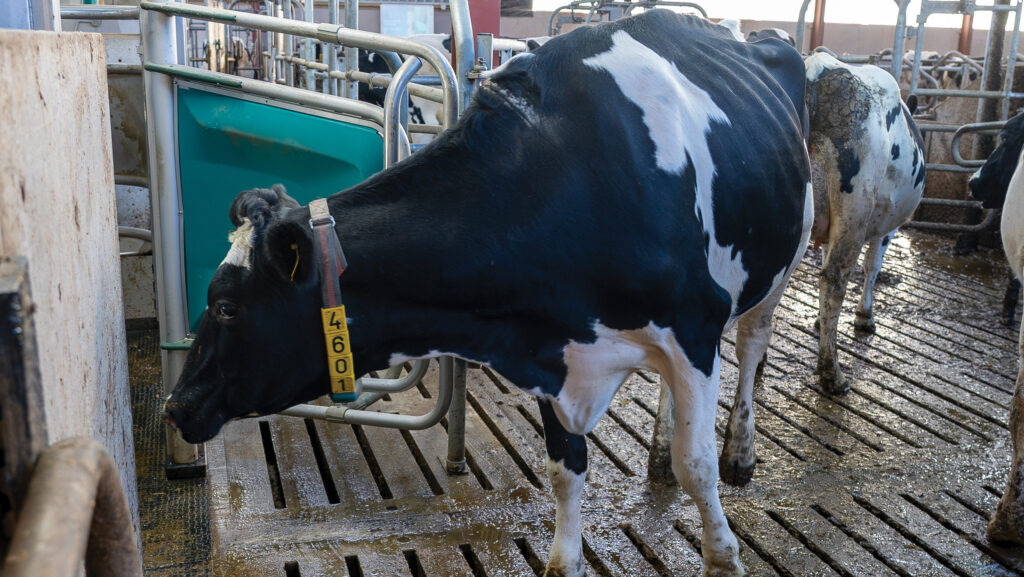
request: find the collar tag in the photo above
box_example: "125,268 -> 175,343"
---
321,305 -> 358,402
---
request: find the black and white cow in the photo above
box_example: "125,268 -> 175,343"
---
968,111 -> 1024,546
804,52 -> 926,394
165,11 -> 812,576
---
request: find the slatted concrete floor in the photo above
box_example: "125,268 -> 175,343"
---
201,231 -> 1024,577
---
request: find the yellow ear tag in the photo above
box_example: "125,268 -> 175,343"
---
290,243 -> 301,283
321,305 -> 357,401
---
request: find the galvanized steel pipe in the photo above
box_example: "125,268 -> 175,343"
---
384,56 -> 422,166
144,62 -> 384,125
139,1 -> 459,127
280,357 -> 455,430
141,0 -> 197,465
60,5 -> 140,19
2,437 -> 142,577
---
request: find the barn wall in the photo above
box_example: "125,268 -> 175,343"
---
0,30 -> 138,534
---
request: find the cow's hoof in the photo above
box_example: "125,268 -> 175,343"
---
853,313 -> 875,333
703,556 -> 746,577
817,366 -> 849,395
543,559 -> 584,577
719,453 -> 755,487
647,450 -> 678,485
988,497 -> 1024,546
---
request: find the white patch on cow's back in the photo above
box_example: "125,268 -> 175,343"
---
221,219 -> 255,270
583,31 -> 748,315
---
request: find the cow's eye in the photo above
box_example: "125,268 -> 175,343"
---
214,300 -> 240,324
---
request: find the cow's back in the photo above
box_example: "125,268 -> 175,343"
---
475,11 -> 810,324
805,52 -> 925,239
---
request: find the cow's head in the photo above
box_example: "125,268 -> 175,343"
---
164,185 -> 332,443
970,112 -> 1024,209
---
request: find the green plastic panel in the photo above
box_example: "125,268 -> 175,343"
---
176,84 -> 383,331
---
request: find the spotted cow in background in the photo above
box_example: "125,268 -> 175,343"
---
804,52 -> 926,394
969,111 -> 1024,545
164,12 -> 812,577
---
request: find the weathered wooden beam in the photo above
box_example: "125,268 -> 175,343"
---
0,256 -> 49,559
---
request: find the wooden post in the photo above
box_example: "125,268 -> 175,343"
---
0,257 -> 49,560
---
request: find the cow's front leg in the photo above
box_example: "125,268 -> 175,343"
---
817,238 -> 859,395
669,354 -> 744,577
648,379 -> 677,484
539,399 -> 587,577
989,324 -> 1024,545
854,232 -> 893,333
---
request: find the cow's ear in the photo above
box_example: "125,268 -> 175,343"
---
264,219 -> 315,284
229,185 -> 301,229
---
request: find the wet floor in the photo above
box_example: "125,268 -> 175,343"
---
138,230 -> 1024,576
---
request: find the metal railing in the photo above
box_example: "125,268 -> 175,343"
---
137,0 -> 472,468
547,0 -> 706,36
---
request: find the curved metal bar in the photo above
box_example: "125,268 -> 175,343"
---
119,226 -> 153,243
951,120 -> 1006,167
904,207 -> 999,232
359,359 -> 430,393
2,437 -> 142,577
622,1 -> 707,17
384,56 -> 422,167
795,0 -> 814,54
280,357 -> 454,430
449,0 -> 475,114
139,1 -> 459,128
60,5 -> 140,19
280,55 -> 444,102
144,62 -> 385,125
547,3 -> 579,36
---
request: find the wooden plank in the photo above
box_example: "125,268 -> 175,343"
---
582,523 -> 662,577
915,489 -> 1024,573
358,416 -> 435,500
672,506 -> 778,577
775,505 -> 901,577
855,489 -> 992,576
814,490 -> 953,577
268,415 -> 332,510
411,542 -> 473,577
463,536 -> 545,577
725,505 -> 842,577
312,420 -> 381,504
221,419 -> 277,515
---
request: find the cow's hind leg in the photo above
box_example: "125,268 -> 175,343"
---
817,236 -> 861,395
538,398 -> 587,577
667,350 -> 744,576
1003,275 -> 1021,327
989,314 -> 1024,546
648,379 -> 677,484
854,231 -> 893,333
720,277 -> 789,487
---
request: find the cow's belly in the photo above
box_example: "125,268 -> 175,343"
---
1003,173 -> 1024,280
547,322 -> 676,435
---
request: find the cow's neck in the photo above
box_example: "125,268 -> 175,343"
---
321,126 -> 547,375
